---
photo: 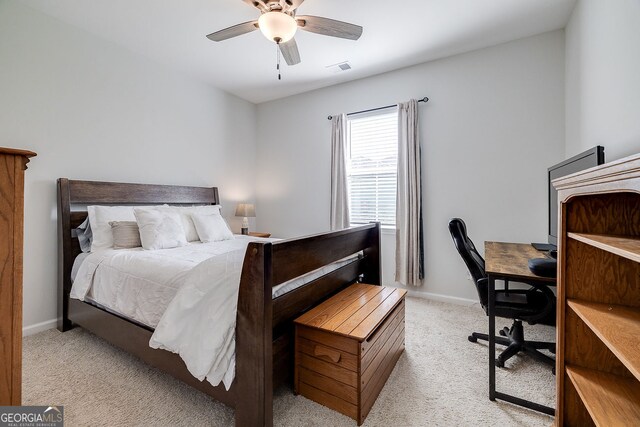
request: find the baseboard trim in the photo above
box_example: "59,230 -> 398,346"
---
23,319 -> 57,337
406,290 -> 477,307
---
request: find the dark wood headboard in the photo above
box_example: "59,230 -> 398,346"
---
57,178 -> 220,331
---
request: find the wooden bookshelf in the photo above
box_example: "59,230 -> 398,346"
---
554,153 -> 640,426
566,366 -> 640,426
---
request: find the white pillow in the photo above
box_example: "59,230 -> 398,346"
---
87,206 -> 137,251
134,208 -> 188,250
161,205 -> 222,242
191,212 -> 234,243
87,205 -> 167,251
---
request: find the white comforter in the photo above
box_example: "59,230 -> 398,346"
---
71,236 -> 272,390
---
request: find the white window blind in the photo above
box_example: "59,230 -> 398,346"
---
347,108 -> 398,227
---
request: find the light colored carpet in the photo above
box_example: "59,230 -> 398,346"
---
23,297 -> 555,426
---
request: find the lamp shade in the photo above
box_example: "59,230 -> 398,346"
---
235,203 -> 256,218
258,11 -> 297,43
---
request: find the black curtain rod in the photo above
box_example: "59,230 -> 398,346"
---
327,97 -> 429,120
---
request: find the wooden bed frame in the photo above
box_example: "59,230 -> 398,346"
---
57,178 -> 381,426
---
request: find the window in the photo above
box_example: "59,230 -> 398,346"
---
347,108 -> 398,227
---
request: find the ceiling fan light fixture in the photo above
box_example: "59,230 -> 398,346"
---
258,11 -> 297,43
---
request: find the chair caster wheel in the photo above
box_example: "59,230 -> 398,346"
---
499,330 -> 506,337
468,335 -> 477,343
495,359 -> 504,368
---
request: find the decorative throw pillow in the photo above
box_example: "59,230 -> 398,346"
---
134,208 -> 188,250
191,212 -> 234,243
162,205 -> 222,242
109,221 -> 142,249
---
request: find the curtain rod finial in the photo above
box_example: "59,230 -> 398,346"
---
327,115 -> 333,120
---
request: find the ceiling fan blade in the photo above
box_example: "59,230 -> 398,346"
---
279,38 -> 301,65
283,0 -> 305,12
296,15 -> 362,40
206,21 -> 258,42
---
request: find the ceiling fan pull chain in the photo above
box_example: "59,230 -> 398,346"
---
276,43 -> 282,80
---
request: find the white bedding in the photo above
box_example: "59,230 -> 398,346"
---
70,236 -> 360,390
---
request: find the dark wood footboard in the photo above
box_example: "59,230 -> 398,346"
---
235,224 -> 380,426
57,178 -> 381,427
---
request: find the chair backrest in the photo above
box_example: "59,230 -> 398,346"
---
448,218 -> 488,306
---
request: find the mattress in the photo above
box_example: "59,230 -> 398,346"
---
71,237 -> 360,329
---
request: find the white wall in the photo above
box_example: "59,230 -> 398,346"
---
565,0 -> 640,161
255,31 -> 566,301
1,1 -> 571,330
0,2 -> 257,333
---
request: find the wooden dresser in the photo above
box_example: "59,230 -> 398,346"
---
553,153 -> 640,426
0,147 -> 36,406
294,284 -> 406,425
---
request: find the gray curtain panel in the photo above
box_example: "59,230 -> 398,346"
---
330,113 -> 350,230
396,99 -> 424,286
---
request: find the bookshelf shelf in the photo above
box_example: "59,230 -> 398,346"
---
568,233 -> 640,264
566,365 -> 640,426
568,300 -> 640,381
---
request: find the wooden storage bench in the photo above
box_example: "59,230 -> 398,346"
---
294,283 -> 407,425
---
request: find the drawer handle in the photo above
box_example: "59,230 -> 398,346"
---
314,345 -> 341,363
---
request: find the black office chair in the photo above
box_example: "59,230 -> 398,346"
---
448,218 -> 556,370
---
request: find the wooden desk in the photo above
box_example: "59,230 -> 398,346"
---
485,242 -> 556,284
484,241 -> 556,416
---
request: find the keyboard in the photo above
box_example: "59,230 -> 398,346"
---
531,242 -> 556,251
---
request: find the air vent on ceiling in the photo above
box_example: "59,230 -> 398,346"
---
326,61 -> 352,73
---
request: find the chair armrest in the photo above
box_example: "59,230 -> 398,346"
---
521,280 -> 556,324
485,278 -> 556,324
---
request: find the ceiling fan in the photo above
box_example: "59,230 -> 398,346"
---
206,0 -> 363,67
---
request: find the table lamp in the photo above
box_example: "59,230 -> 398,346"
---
235,203 -> 255,235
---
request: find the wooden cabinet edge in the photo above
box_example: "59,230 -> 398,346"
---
0,149 -> 35,406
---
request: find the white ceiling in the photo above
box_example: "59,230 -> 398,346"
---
24,0 -> 576,104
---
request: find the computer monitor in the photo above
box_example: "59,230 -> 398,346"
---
548,146 -> 605,246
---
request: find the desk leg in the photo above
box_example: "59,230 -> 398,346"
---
488,275 -> 496,401
486,273 -> 555,416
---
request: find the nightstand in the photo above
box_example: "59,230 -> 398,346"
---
248,232 -> 271,238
